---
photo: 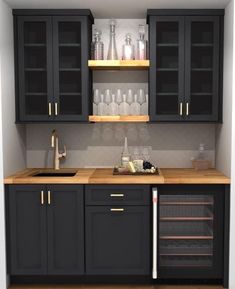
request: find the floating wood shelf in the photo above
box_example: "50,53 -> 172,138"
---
88,60 -> 150,70
89,115 -> 150,122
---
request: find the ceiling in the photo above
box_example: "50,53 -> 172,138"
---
4,0 -> 231,18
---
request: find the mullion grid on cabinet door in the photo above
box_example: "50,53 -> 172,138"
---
18,16 -> 53,121
150,16 -> 184,121
53,16 -> 86,120
185,16 -> 220,121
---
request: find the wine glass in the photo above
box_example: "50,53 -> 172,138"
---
137,89 -> 146,105
104,89 -> 112,115
116,89 -> 123,105
93,89 -> 101,105
126,89 -> 134,105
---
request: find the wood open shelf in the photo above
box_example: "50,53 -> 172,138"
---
88,60 -> 150,70
89,115 -> 150,122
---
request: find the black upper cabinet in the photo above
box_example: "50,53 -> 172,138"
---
147,10 -> 224,122
13,10 -> 93,122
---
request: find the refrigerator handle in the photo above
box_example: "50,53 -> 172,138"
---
152,187 -> 158,279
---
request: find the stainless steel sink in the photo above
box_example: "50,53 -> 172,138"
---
32,170 -> 77,177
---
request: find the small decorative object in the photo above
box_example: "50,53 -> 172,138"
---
107,19 -> 118,60
122,33 -> 135,60
91,29 -> 104,60
191,143 -> 211,170
136,25 -> 147,60
121,137 -> 131,167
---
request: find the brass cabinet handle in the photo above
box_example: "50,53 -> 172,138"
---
41,191 -> 44,205
186,102 -> 189,116
55,103 -> 58,116
110,208 -> 124,212
110,194 -> 124,197
48,190 -> 51,205
48,103 -> 52,116
179,102 -> 183,116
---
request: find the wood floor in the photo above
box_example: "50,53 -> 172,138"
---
9,285 -> 224,289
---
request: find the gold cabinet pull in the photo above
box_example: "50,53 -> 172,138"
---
48,103 -> 52,116
55,103 -> 58,116
179,102 -> 183,116
41,190 -> 44,205
186,102 -> 189,116
110,208 -> 124,212
110,194 -> 124,197
48,190 -> 51,205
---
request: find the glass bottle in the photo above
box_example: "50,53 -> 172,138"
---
121,137 -> 131,167
122,33 -> 135,60
136,25 -> 147,60
107,19 -> 118,60
91,29 -> 104,60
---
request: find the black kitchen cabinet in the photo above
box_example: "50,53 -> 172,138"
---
85,185 -> 150,275
6,184 -> 84,275
8,185 -> 47,275
156,185 -> 225,280
13,10 -> 93,122
147,10 -> 224,122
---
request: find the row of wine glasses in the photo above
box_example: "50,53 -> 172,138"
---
93,88 -> 148,115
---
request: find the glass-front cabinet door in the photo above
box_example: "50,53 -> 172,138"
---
52,16 -> 90,121
158,186 -> 224,279
17,16 -> 53,121
149,16 -> 185,121
184,16 -> 220,121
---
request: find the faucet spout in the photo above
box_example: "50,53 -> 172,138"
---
50,129 -> 66,170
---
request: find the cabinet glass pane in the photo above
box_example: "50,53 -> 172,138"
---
156,22 -> 180,115
57,21 -> 82,116
23,21 -> 49,116
159,194 -> 214,268
189,21 -> 214,115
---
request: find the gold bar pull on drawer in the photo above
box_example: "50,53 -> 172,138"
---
41,191 -> 44,205
179,102 -> 183,116
55,103 -> 58,116
110,208 -> 124,212
110,194 -> 124,197
186,102 -> 189,116
48,190 -> 51,205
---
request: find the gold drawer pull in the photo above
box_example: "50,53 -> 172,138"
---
41,191 -> 44,205
48,190 -> 51,205
110,194 -> 124,197
55,103 -> 58,116
110,208 -> 124,212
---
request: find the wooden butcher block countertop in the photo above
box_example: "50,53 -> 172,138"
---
4,168 -> 230,185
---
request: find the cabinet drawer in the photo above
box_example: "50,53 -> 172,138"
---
85,185 -> 150,205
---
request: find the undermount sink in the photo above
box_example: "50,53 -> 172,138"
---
32,170 -> 77,177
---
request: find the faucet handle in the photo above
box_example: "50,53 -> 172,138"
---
62,145 -> 67,158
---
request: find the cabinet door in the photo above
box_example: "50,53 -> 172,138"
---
184,16 -> 220,121
149,16 -> 185,121
16,16 -> 53,121
157,185 -> 224,279
8,185 -> 47,275
86,206 -> 150,275
52,16 -> 90,121
47,185 -> 84,275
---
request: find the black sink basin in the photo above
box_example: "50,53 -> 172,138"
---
33,171 -> 77,177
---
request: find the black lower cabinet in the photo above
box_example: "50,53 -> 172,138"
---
85,206 -> 150,275
8,185 -> 47,275
47,185 -> 84,275
6,184 -> 84,275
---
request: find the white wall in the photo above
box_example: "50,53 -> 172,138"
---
216,1 -> 234,177
0,0 -> 26,177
